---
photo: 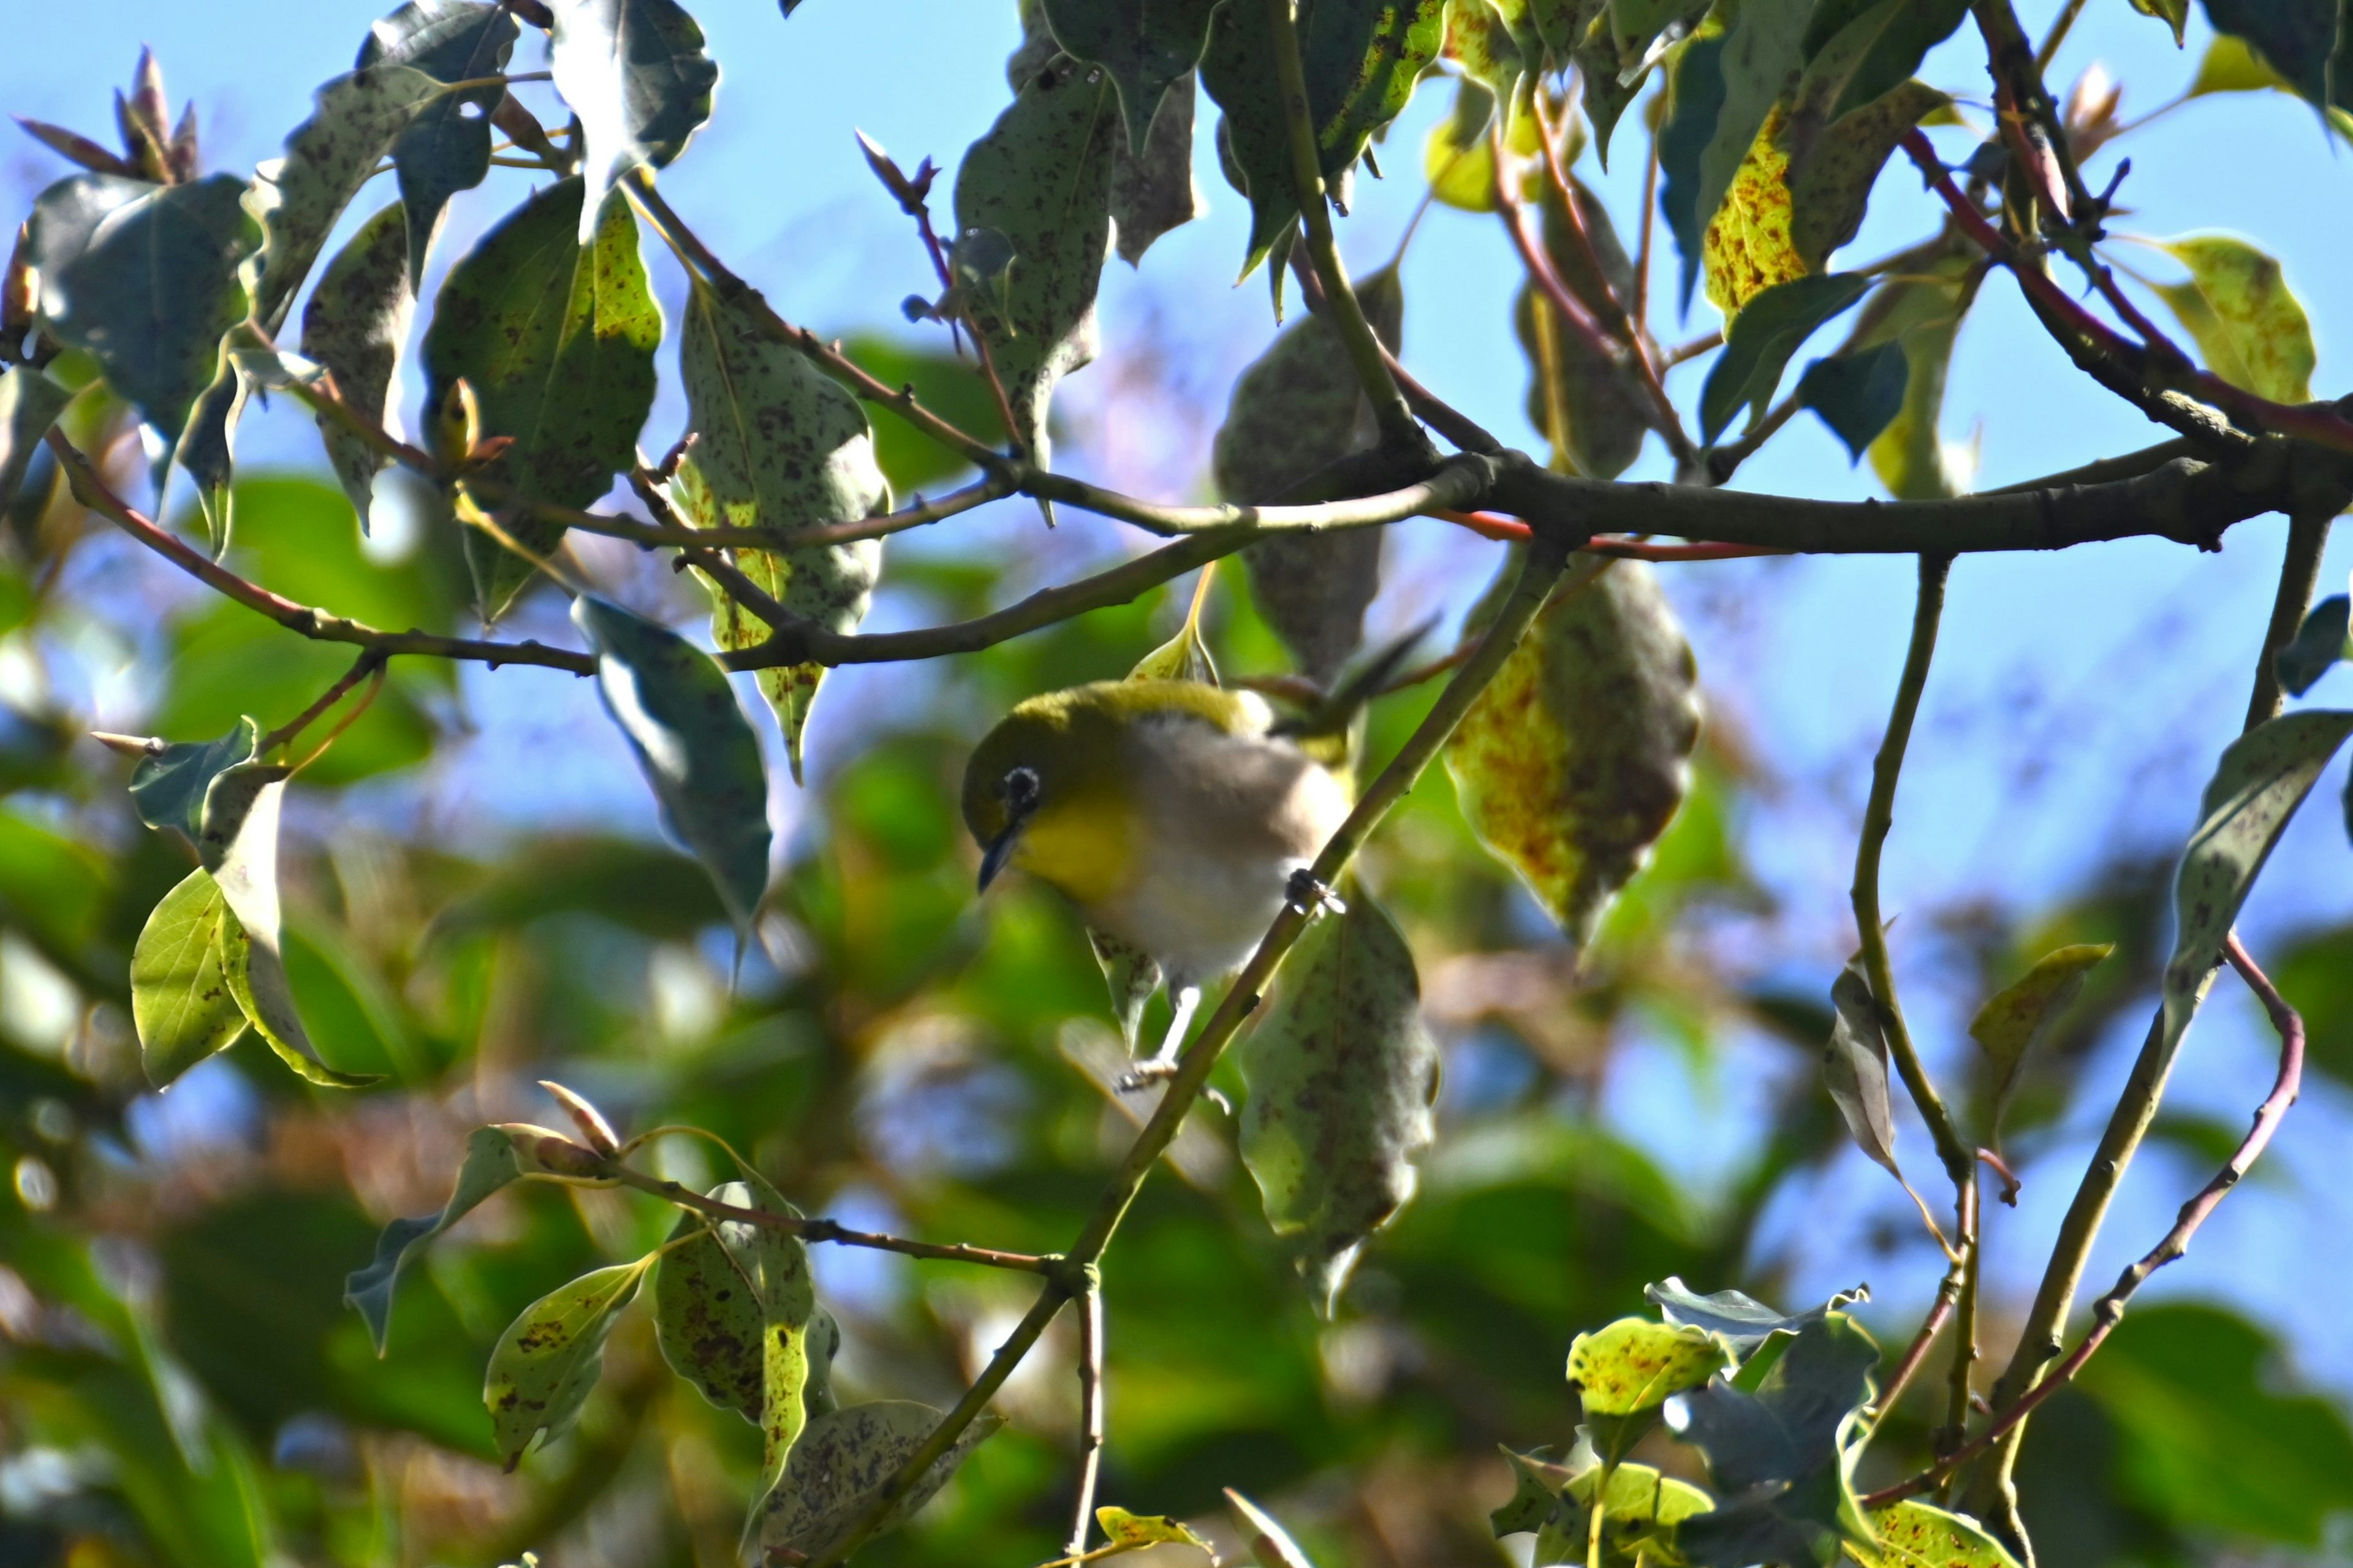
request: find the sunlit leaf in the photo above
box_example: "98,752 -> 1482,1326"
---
485,1257 -> 652,1468
1968,942 -> 2113,1135
1863,255 -> 1975,499
1240,892 -> 1438,1314
2150,235 -> 2316,405
1702,107 -> 1805,321
2278,592 -> 2352,697
1214,265 -> 1401,681
25,172 -> 262,480
1425,77 -> 1501,213
1097,1507 -> 1213,1551
344,1124 -> 541,1352
573,595 -> 773,929
1692,0 -> 1813,290
126,715 -> 259,839
129,867 -> 248,1088
1540,1445 -> 1718,1568
2187,32 -> 2293,98
1040,0 -> 1219,153
548,0 -> 718,237
360,0 -> 521,286
1225,1488 -> 1317,1568
675,279 -> 888,782
1699,271 -> 1866,441
0,366 -> 74,507
300,203 -> 412,526
1823,956 -> 1901,1177
1447,561 -> 1702,952
1569,1317 -> 1733,1414
1854,1500 -> 2021,1567
953,59 -> 1121,468
752,1399 -> 1004,1558
422,176 -> 661,616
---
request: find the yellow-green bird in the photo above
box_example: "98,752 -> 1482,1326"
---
962,645 -> 1412,1080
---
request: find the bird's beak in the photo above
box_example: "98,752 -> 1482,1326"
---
977,823 -> 1021,892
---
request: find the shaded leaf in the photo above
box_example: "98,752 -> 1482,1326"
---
0,366 -> 74,508
1514,175 -> 1647,479
1795,0 -> 1966,119
484,1257 -> 652,1468
1240,893 -> 1438,1314
1824,957 -> 1900,1177
1968,942 -> 2113,1135
1657,30 -> 1729,310
1490,1448 -> 1578,1537
1040,0 -> 1219,153
1786,80 -> 1947,270
2162,709 -> 2353,1069
1645,1277 -> 1867,1356
1110,71 -> 1206,265
422,176 -> 661,615
359,0 -> 521,287
1854,1500 -> 2021,1567
752,1399 -> 1004,1558
1862,254 -> 1974,499
953,59 -> 1121,468
1199,0 -> 1447,278
2278,592 -> 2351,697
127,715 -> 259,839
1088,927 -> 1164,1050
573,596 -> 773,928
2150,235 -> 2316,405
2128,0 -> 2190,45
674,281 -> 887,782
1097,1507 -> 1213,1551
1699,271 -> 1866,442
252,64 -> 446,330
344,1123 -> 540,1352
1446,561 -> 1702,952
835,333 -> 1009,494
1795,338 -> 1906,460
1214,265 -> 1403,682
300,202 -> 412,527
129,868 -> 248,1089
548,0 -> 718,236
1663,1312 -> 1879,1568
25,172 -> 262,478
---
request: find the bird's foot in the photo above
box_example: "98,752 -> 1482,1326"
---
1286,868 -> 1347,916
1114,1059 -> 1181,1093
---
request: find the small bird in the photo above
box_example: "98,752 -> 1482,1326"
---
962,642 -> 1414,1081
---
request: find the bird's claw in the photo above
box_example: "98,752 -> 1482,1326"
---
1115,1059 -> 1181,1093
1286,868 -> 1346,916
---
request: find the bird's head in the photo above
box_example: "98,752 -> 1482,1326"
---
962,680 -> 1253,898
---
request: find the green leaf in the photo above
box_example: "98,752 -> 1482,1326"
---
2150,235 -> 2317,404
1658,30 -> 1728,309
199,759 -> 385,1089
2187,31 -> 2295,98
1786,80 -> 1948,271
252,64 -> 447,330
1239,892 -> 1439,1314
1514,175 -> 1648,479
953,58 -> 1122,468
1862,255 -> 1974,499
2278,592 -> 2352,697
1040,0 -> 1219,153
1569,1317 -> 1733,1415
1110,70 -> 1206,265
1645,1278 -> 1866,1356
1447,560 -> 1702,952
358,0 -> 522,288
129,867 -> 249,1089
127,716 -> 260,839
1527,0 -> 1605,61
651,1176 -> 817,1532
751,1399 -> 1005,1559
1853,1501 -> 2021,1567
572,595 -> 773,928
1692,0 -> 1814,289
1199,0 -> 1447,278
1491,1448 -> 1577,1537
1214,266 -> 1402,681
1967,942 -> 2113,1135
2162,709 -> 2353,1069
344,1123 -> 539,1352
1129,608 -> 1220,686
25,173 -> 262,477
548,0 -> 719,236
1088,926 -> 1164,1050
422,176 -> 661,616
1097,1507 -> 1213,1551
484,1257 -> 653,1468
1824,956 -> 1901,1177
300,203 -> 412,527
1543,1449 -> 1718,1568
1225,1489 -> 1317,1568
1699,272 -> 1867,442
1795,0 -> 1967,119
1795,339 -> 1906,460
834,334 -> 1009,494
1425,77 -> 1501,213
1664,1311 -> 1879,1568
673,279 -> 889,784
0,366 -> 75,507
2126,0 -> 2189,47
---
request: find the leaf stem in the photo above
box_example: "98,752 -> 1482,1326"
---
1258,0 -> 1424,455
1881,933 -> 2305,1509
610,1168 -> 1061,1274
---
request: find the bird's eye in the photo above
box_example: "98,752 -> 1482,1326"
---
1002,765 -> 1040,816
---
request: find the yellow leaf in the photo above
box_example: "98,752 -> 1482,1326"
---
1097,1507 -> 1213,1553
1702,106 -> 1805,322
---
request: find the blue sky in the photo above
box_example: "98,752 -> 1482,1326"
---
7,2 -> 2353,1393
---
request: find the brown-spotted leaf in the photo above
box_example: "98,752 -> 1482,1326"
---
1097,1507 -> 1213,1552
1569,1317 -> 1734,1415
1240,892 -> 1438,1314
2151,235 -> 2317,405
301,202 -> 413,527
1111,70 -> 1205,264
1702,105 -> 1805,322
1854,1500 -> 2021,1567
752,1399 -> 1004,1559
1787,80 -> 1947,271
1515,172 -> 1647,478
485,1258 -> 651,1468
1446,561 -> 1701,952
1967,942 -> 2113,1136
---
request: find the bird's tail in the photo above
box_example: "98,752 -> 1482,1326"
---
1271,620 -> 1436,768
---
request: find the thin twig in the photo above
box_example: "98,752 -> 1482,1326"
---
1938,1170 -> 1981,1480
1067,1282 -> 1105,1558
613,1169 -> 1063,1274
2033,0 -> 2091,72
1872,1261 -> 1963,1422
258,650 -> 387,754
1879,933 -> 2305,1508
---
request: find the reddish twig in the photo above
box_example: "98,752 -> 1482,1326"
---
259,649 -> 388,755
1865,931 -> 2306,1506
